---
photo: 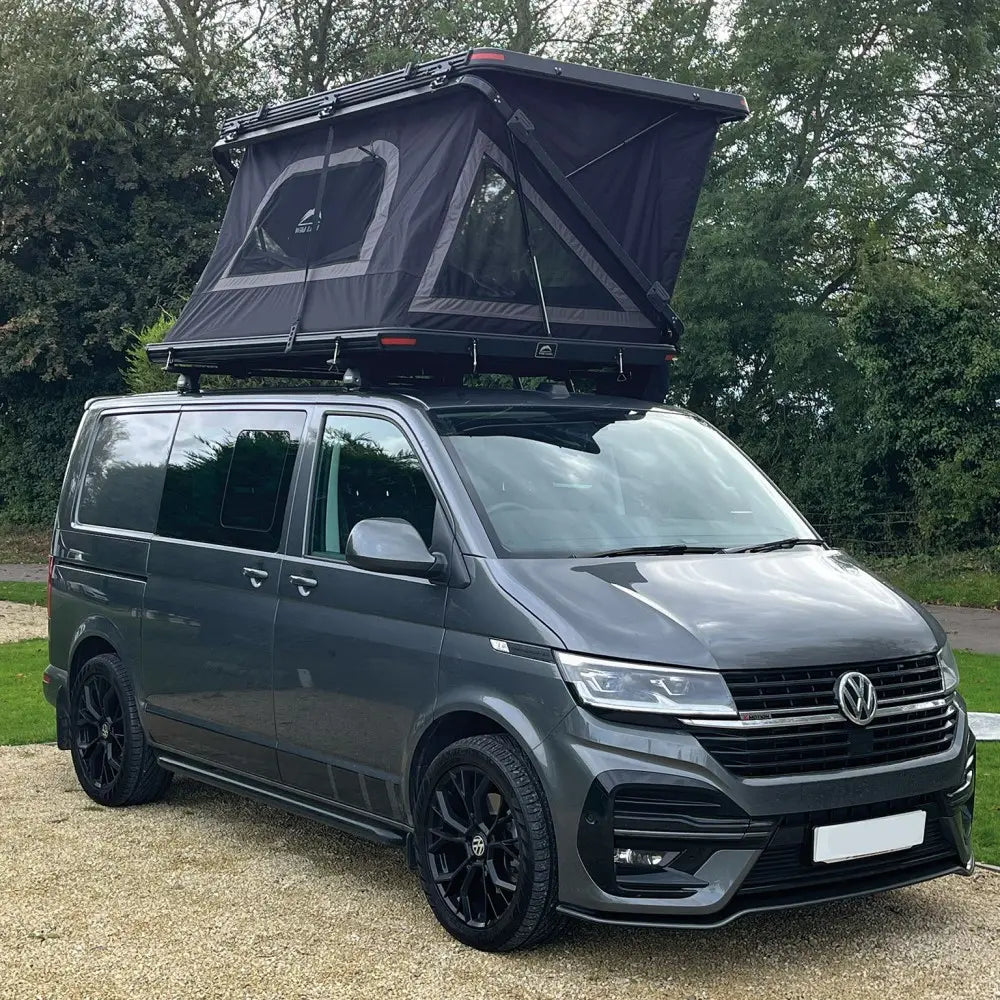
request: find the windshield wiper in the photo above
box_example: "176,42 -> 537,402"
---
585,544 -> 724,558
723,537 -> 825,554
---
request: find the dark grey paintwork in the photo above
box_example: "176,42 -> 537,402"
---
45,386 -> 975,927
489,547 -> 945,669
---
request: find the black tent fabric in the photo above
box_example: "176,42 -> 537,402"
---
160,50 -> 747,376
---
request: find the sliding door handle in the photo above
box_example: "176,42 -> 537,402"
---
242,566 -> 269,589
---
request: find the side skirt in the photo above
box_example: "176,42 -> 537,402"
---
156,751 -> 409,847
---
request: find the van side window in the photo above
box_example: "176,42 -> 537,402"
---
77,412 -> 177,531
157,409 -> 304,552
311,415 -> 437,558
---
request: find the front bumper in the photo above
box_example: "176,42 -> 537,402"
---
542,703 -> 976,926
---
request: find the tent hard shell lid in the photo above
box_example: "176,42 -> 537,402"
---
149,48 -> 748,398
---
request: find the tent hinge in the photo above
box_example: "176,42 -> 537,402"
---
506,109 -> 535,138
647,281 -> 683,338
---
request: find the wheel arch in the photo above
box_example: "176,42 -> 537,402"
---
405,695 -> 555,817
68,628 -> 121,687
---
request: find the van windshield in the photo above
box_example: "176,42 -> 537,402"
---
433,405 -> 815,558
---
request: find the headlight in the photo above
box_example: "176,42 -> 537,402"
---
554,651 -> 738,717
938,640 -> 960,694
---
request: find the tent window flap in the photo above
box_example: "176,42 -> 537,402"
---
412,132 -> 652,329
433,158 -> 621,312
231,158 -> 385,276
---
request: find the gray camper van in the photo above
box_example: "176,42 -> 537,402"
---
43,51 -> 975,952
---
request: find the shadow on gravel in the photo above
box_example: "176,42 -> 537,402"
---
162,775 -> 962,976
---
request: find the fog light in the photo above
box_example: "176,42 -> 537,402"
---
613,848 -> 665,868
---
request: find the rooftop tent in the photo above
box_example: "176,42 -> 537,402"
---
151,50 -> 748,391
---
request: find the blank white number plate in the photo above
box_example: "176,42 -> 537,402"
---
812,810 -> 927,864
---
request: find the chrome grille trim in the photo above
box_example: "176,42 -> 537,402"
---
681,695 -> 955,730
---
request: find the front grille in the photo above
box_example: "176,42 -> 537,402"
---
695,700 -> 957,776
738,797 -> 960,902
723,653 -> 942,715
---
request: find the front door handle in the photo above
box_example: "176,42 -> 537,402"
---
289,574 -> 318,597
242,566 -> 269,589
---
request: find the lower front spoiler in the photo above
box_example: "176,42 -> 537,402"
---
558,855 -> 971,929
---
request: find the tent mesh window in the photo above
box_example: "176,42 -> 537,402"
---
231,158 -> 386,276
434,158 -> 621,311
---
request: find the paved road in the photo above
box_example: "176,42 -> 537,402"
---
2,744 -> 999,1000
0,563 -> 46,583
924,605 -> 1000,656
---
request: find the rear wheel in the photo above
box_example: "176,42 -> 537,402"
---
70,653 -> 172,807
414,733 -> 564,951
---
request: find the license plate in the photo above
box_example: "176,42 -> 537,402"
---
812,810 -> 926,864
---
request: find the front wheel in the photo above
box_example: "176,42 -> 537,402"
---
414,733 -> 564,951
69,652 -> 172,807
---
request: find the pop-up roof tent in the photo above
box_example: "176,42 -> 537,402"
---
149,49 -> 748,399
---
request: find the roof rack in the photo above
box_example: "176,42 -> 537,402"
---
213,48 -> 748,176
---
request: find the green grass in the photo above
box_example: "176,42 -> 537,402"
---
0,639 -> 56,746
956,651 -> 1000,866
0,527 -> 50,564
973,744 -> 1000,866
867,549 -> 1000,609
956,651 -> 1000,713
0,581 -> 46,605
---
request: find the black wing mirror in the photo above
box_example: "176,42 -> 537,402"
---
345,518 -> 448,580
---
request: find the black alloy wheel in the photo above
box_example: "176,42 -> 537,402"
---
74,673 -> 126,789
415,734 -> 563,951
69,653 -> 173,807
426,765 -> 521,927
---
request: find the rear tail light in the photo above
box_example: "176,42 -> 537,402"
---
47,555 -> 54,619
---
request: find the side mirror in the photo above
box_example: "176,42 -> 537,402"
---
345,518 -> 448,580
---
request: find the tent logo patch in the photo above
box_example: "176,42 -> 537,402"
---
535,342 -> 557,358
295,209 -> 321,235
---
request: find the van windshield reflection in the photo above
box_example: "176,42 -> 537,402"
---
433,406 -> 816,559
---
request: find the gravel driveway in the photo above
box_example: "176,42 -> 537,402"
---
3,745 -> 999,1000
0,600 -> 46,643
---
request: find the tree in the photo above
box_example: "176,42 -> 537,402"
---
2,0 -> 998,546
847,258 -> 1000,549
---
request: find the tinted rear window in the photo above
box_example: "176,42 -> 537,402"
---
77,412 -> 177,531
156,409 -> 304,551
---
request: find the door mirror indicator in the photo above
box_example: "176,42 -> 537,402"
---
345,518 -> 448,580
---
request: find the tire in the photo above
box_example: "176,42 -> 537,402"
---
414,733 -> 564,951
69,652 -> 172,807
